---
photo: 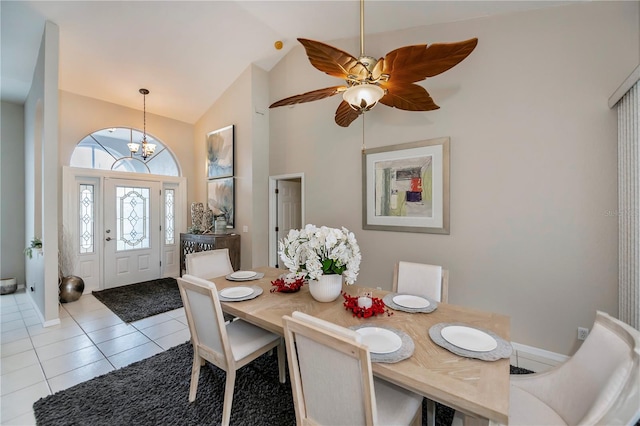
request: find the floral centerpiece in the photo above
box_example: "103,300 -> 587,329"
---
279,224 -> 361,302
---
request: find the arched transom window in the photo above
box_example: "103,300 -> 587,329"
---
70,127 -> 180,176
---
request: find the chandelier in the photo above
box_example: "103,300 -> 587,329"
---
128,88 -> 156,161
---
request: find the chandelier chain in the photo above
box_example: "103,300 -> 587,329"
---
143,91 -> 146,141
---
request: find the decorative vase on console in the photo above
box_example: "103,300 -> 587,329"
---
278,224 -> 361,303
190,202 -> 204,232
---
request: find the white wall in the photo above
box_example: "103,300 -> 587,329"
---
268,2 -> 640,355
0,101 -> 26,285
24,21 -> 60,323
194,64 -> 270,269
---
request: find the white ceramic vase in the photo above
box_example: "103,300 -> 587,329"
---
308,274 -> 343,302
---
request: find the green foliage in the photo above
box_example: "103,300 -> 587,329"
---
321,258 -> 346,276
186,225 -> 202,234
24,237 -> 43,259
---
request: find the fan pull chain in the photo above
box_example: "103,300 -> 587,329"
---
361,115 -> 366,152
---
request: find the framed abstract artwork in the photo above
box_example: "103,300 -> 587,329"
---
207,177 -> 235,227
206,125 -> 234,179
362,137 -> 450,234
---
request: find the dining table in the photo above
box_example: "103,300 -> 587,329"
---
208,266 -> 510,425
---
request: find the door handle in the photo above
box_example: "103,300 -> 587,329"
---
106,237 -> 112,241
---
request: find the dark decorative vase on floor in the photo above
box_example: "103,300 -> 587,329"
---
59,275 -> 85,303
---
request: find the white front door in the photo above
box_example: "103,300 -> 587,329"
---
103,178 -> 161,288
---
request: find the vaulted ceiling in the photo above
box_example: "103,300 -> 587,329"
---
1,1 -> 570,123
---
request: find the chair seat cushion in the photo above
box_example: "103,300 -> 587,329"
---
510,384 -> 567,425
227,319 -> 280,361
374,377 -> 423,425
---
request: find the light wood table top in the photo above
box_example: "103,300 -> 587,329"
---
210,266 -> 510,424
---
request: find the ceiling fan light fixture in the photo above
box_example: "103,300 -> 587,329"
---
343,83 -> 384,112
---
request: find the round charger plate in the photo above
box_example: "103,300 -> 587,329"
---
440,325 -> 498,352
219,286 -> 254,299
229,271 -> 257,279
392,294 -> 430,309
356,327 -> 403,354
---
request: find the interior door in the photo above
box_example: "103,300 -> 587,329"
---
276,179 -> 302,266
103,178 -> 161,288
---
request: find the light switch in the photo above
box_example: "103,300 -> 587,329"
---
243,226 -> 249,233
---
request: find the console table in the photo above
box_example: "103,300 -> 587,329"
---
179,233 -> 241,275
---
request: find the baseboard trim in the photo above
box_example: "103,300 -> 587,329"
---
512,341 -> 569,364
26,290 -> 61,328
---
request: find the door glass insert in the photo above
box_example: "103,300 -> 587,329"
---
116,186 -> 150,251
165,189 -> 175,245
79,184 -> 94,254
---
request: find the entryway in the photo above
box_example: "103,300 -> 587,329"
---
268,173 -> 305,268
62,167 -> 186,292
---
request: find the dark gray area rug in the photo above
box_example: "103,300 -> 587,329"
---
92,277 -> 182,323
33,342 -> 532,426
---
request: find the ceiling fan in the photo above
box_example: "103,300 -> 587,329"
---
269,0 -> 478,127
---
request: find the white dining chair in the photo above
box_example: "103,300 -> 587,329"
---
392,261 -> 448,425
185,248 -> 234,279
185,248 -> 236,322
392,261 -> 449,303
177,274 -> 286,426
503,311 -> 640,425
282,311 -> 423,426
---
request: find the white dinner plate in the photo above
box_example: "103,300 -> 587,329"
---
440,325 -> 498,352
356,327 -> 403,354
229,271 -> 257,279
220,286 -> 254,299
393,294 -> 430,309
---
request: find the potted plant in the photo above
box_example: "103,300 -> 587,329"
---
278,224 -> 361,302
24,237 -> 42,259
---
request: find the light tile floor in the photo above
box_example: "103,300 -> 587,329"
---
1,290 -> 191,425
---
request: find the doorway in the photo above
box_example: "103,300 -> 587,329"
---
268,173 -> 305,268
62,167 -> 186,292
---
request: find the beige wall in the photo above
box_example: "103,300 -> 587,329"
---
268,2 -> 640,355
193,64 -> 270,269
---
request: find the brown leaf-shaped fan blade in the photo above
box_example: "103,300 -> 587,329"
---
298,38 -> 367,79
335,101 -> 362,127
378,82 -> 439,112
269,86 -> 346,108
382,38 -> 478,82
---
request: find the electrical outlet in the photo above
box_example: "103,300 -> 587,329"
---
578,327 -> 589,341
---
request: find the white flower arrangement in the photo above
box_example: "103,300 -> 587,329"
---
278,224 -> 361,285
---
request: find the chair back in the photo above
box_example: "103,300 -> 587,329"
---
393,261 -> 448,303
516,311 -> 640,425
575,312 -> 640,424
283,311 -> 377,425
185,248 -> 234,279
177,274 -> 231,367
